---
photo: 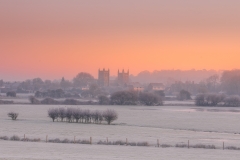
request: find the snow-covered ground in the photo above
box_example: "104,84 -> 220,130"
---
1,104 -> 240,159
1,140 -> 240,160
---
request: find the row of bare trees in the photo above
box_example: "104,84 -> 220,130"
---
48,108 -> 118,125
195,93 -> 240,107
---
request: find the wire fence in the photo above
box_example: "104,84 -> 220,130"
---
1,134 -> 240,151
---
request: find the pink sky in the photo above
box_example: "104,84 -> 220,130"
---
0,0 -> 240,81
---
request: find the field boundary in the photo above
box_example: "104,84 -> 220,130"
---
1,134 -> 240,151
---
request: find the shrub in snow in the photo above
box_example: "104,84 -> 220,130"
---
103,109 -> 118,125
48,138 -> 61,143
128,142 -> 137,146
175,144 -> 188,148
8,112 -> 19,120
112,140 -> 125,145
10,135 -> 20,141
22,138 -> 41,142
161,144 -> 172,148
226,146 -> 240,150
0,136 -> 9,140
137,142 -> 149,146
191,144 -> 216,149
79,140 -> 91,144
61,139 -> 71,143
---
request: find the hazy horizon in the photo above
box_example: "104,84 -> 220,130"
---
0,69 -> 223,82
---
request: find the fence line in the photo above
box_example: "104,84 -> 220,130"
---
0,134 -> 239,151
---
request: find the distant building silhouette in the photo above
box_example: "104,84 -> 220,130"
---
118,69 -> 129,85
98,68 -> 110,87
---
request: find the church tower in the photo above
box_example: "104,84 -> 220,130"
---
117,69 -> 129,85
98,68 -> 110,87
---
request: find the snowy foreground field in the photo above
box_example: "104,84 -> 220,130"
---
1,104 -> 240,159
1,140 -> 240,160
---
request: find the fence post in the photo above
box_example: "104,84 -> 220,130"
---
157,139 -> 159,147
90,137 -> 92,145
24,134 -> 25,141
74,136 -> 76,144
126,138 -> 128,146
46,135 -> 48,143
188,140 -> 189,149
223,142 -> 224,150
107,137 -> 108,144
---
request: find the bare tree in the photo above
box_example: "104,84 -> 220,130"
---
8,112 -> 19,120
206,74 -> 219,92
60,77 -> 72,90
73,72 -> 94,87
48,108 -> 58,122
103,109 -> 118,125
92,110 -> 103,124
32,78 -> 44,91
72,108 -> 82,123
66,108 -> 73,122
83,109 -> 91,123
48,108 -> 118,125
58,107 -> 66,121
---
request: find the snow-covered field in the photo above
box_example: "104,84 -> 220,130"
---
1,104 -> 240,159
1,140 -> 240,160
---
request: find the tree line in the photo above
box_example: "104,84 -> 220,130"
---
29,90 -> 163,106
195,93 -> 240,107
99,91 -> 163,106
48,108 -> 118,125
